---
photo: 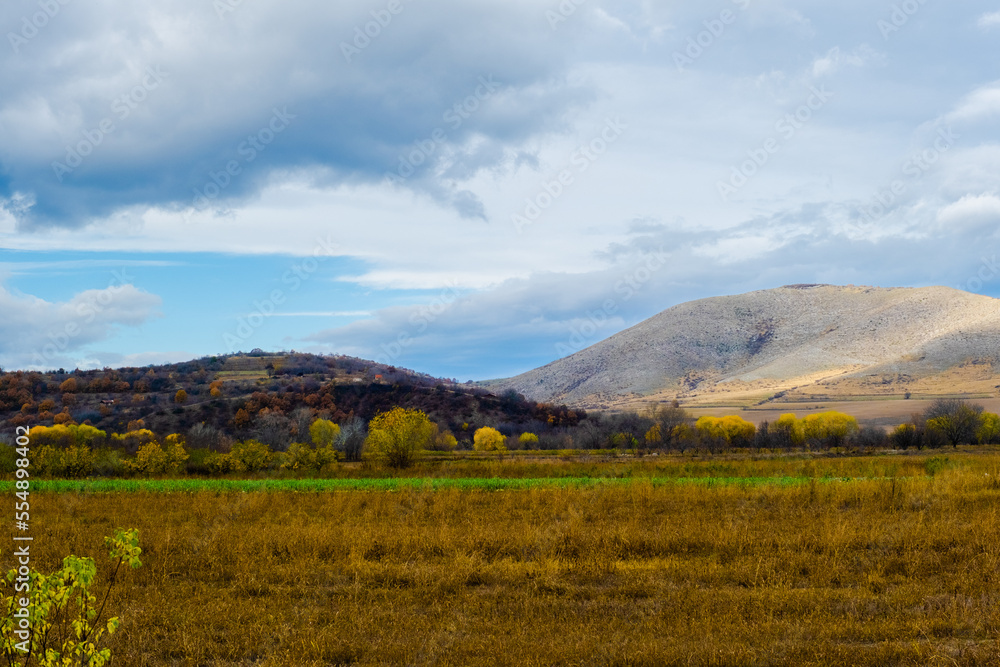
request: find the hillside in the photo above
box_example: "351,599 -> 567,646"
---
487,285 -> 1000,410
0,352 -> 583,446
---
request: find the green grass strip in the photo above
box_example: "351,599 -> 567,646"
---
0,476 -> 876,493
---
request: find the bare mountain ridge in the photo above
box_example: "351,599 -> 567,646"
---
489,285 -> 1000,407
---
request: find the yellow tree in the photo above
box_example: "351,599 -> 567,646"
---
977,412 -> 1000,444
365,407 -> 435,468
473,426 -> 507,453
174,389 -> 188,404
774,413 -> 805,448
695,415 -> 755,448
801,411 -> 858,449
309,418 -> 341,448
716,415 -> 756,447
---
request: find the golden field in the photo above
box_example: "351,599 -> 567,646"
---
8,452 -> 1000,666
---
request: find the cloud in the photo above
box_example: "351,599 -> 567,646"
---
937,193 -> 1000,230
0,0 -> 599,227
978,11 -> 1000,28
809,46 -> 881,78
0,283 -> 162,370
945,81 -> 1000,123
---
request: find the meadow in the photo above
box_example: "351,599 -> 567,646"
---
6,451 -> 1000,666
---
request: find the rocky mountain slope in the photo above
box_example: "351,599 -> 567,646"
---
487,285 -> 1000,408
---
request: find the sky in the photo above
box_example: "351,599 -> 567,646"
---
1,0 -> 1000,380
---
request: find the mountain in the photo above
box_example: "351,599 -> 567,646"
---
487,285 -> 1000,409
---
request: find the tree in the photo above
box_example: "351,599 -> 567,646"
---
365,407 -> 435,468
695,415 -> 755,449
977,412 -> 1000,444
518,432 -> 539,449
429,425 -> 458,451
309,418 -> 340,448
473,426 -> 507,453
801,411 -> 858,449
923,398 -> 984,448
336,416 -> 367,462
645,403 -> 691,450
890,423 -> 920,450
174,389 -> 188,404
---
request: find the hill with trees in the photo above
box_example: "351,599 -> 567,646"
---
0,351 -> 583,451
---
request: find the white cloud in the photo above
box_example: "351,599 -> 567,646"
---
0,283 -> 162,370
978,11 -> 1000,28
937,193 -> 1000,230
809,46 -> 881,78
945,82 -> 1000,123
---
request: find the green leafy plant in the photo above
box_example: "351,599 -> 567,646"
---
1,528 -> 141,666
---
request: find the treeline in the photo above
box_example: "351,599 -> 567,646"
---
661,398 -> 1000,453
8,398 -> 999,481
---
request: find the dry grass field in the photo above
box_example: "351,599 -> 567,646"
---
9,452 -> 1000,666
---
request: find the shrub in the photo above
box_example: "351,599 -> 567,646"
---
230,440 -> 273,473
30,444 -> 93,479
205,452 -> 243,475
124,438 -> 188,477
281,442 -> 316,472
92,448 -> 126,477
0,528 -> 142,665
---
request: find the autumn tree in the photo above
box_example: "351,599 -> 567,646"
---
473,426 -> 507,453
365,407 -> 435,468
977,412 -> 1000,445
174,389 -> 188,404
695,415 -> 756,449
801,411 -> 859,449
923,398 -> 984,447
644,402 -> 691,450
309,418 -> 341,448
518,432 -> 539,449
